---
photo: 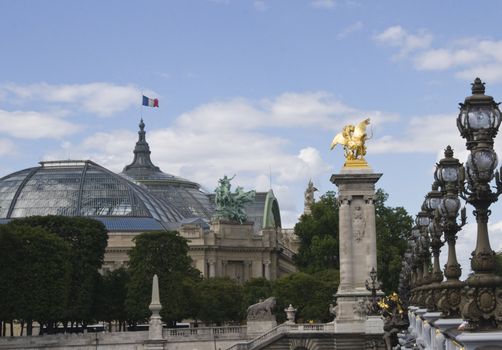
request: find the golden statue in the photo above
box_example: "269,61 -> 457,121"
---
330,118 -> 370,168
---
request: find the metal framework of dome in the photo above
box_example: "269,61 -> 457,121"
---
0,159 -> 184,224
120,119 -> 214,219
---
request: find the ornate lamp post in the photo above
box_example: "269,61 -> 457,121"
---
399,247 -> 413,307
416,210 -> 431,307
422,183 -> 444,311
410,227 -> 423,306
457,78 -> 502,330
434,146 -> 466,318
365,267 -> 381,314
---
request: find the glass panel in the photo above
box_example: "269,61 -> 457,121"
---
441,166 -> 458,182
11,167 -> 81,217
468,106 -> 494,129
0,170 -> 33,217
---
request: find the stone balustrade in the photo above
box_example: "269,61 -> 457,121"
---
406,307 -> 502,350
166,326 -> 247,341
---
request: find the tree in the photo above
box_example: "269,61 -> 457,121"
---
294,191 -> 339,272
0,224 -> 71,336
273,269 -> 338,323
94,267 -> 129,331
374,189 -> 413,294
242,278 -> 273,314
8,216 -> 108,330
196,277 -> 243,325
125,231 -> 201,327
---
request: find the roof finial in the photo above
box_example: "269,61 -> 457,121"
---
444,145 -> 454,158
122,118 -> 161,173
471,77 -> 485,95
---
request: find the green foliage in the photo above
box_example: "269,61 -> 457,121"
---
374,189 -> 413,294
0,224 -> 71,326
95,267 -> 129,326
195,277 -> 243,324
294,191 -> 339,272
273,269 -> 338,323
125,231 -> 201,326
8,216 -> 108,324
242,278 -> 273,313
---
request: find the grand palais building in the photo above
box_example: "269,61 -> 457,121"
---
0,119 -> 298,281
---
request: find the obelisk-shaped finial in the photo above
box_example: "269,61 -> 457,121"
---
148,274 -> 163,340
149,274 -> 162,313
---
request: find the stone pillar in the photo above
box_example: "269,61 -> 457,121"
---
208,259 -> 216,277
338,196 -> 353,290
263,260 -> 271,280
330,168 -> 382,333
244,261 -> 252,281
364,197 -> 378,280
144,274 -> 166,350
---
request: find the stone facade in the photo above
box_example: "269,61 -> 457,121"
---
104,220 -> 297,281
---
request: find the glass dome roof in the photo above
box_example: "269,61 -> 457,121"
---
120,119 -> 214,219
0,160 -> 184,223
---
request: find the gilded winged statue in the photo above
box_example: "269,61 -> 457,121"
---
330,118 -> 370,161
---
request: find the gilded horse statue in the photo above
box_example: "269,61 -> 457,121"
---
330,118 -> 370,161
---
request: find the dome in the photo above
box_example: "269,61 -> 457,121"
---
120,119 -> 214,219
0,160 -> 184,224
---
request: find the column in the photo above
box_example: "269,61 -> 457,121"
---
263,260 -> 271,280
208,259 -> 216,277
365,196 -> 377,277
338,196 -> 353,290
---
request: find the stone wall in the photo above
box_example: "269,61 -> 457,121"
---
0,326 -> 249,350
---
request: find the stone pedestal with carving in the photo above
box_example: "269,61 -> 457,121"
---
331,168 -> 382,333
246,297 -> 277,337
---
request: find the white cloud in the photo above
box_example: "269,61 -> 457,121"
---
371,114 -> 462,154
176,91 -> 394,133
2,82 -> 144,117
0,109 -> 82,139
374,25 -> 432,58
337,21 -> 363,40
375,26 -> 502,83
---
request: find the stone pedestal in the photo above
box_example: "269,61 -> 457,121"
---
330,167 -> 382,333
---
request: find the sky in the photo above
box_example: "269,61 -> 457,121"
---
1,0 -> 502,277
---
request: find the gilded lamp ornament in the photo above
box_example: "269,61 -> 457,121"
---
330,118 -> 371,167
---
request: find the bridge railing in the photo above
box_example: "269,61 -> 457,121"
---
226,323 -> 335,350
166,326 -> 247,341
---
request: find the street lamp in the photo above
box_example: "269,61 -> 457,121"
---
434,146 -> 466,318
415,210 -> 431,307
457,78 -> 502,330
422,183 -> 444,311
365,267 -> 381,315
409,227 -> 423,306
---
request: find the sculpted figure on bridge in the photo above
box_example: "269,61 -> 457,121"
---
330,118 -> 371,163
246,297 -> 276,321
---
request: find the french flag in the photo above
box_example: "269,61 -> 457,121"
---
142,95 -> 159,108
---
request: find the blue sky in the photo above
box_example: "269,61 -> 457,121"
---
2,0 -> 502,276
